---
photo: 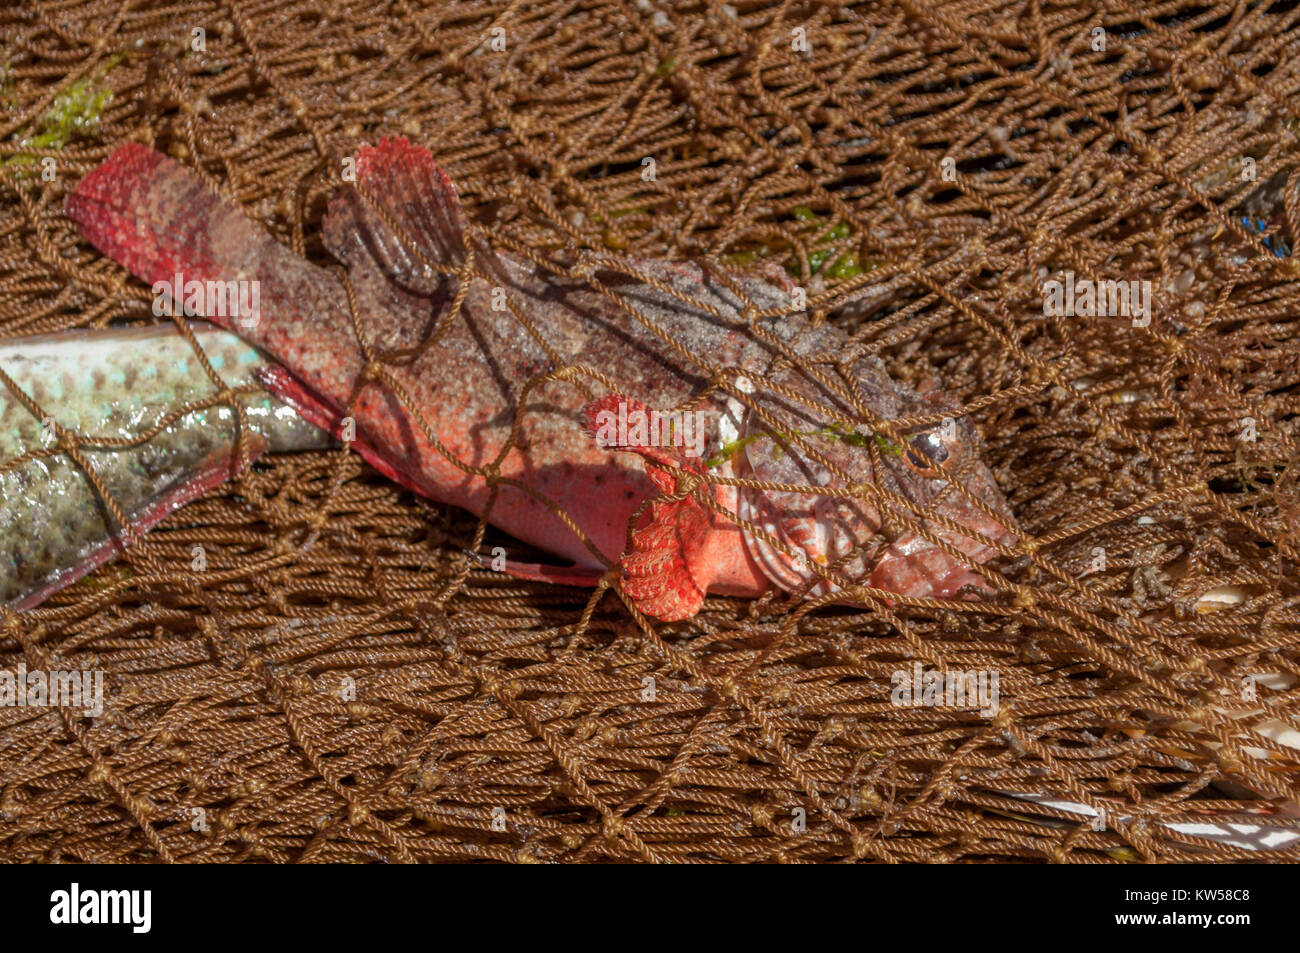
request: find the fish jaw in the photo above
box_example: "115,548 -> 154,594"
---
865,528 -> 1013,601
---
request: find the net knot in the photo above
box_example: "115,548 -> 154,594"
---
675,471 -> 702,496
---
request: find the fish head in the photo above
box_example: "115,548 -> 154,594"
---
731,356 -> 1019,602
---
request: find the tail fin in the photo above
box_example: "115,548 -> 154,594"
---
65,143 -> 270,303
66,143 -> 361,399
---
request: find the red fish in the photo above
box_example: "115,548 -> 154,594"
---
66,137 -> 1019,620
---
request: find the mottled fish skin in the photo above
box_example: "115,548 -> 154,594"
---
0,324 -> 330,609
67,140 -> 1021,620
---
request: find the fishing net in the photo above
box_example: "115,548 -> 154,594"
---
2,0 -> 1299,863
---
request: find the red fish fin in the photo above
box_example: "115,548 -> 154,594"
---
322,158 -> 446,352
583,394 -> 710,621
324,136 -> 469,296
469,552 -> 604,588
14,436 -> 267,611
65,143 -> 264,304
254,364 -> 430,500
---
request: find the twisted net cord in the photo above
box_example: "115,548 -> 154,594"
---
0,0 -> 1296,861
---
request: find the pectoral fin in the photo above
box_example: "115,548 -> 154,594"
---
583,394 -> 711,621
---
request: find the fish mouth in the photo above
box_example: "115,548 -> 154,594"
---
864,532 -> 1003,601
741,517 -> 1009,603
735,459 -> 1017,602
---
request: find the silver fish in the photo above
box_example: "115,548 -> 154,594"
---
0,323 -> 330,609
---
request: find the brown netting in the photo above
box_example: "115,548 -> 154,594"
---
2,0 -> 1300,863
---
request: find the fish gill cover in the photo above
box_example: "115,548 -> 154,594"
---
0,0 -> 1298,863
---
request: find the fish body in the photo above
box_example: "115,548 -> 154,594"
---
0,324 -> 330,609
67,139 -> 1020,620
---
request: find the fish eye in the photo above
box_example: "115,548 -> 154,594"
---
903,431 -> 950,475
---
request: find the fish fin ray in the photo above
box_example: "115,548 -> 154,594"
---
582,394 -> 709,621
65,143 -> 334,350
323,187 -> 444,352
325,136 -> 468,296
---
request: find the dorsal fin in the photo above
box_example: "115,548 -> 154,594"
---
322,189 -> 445,354
324,137 -> 468,297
